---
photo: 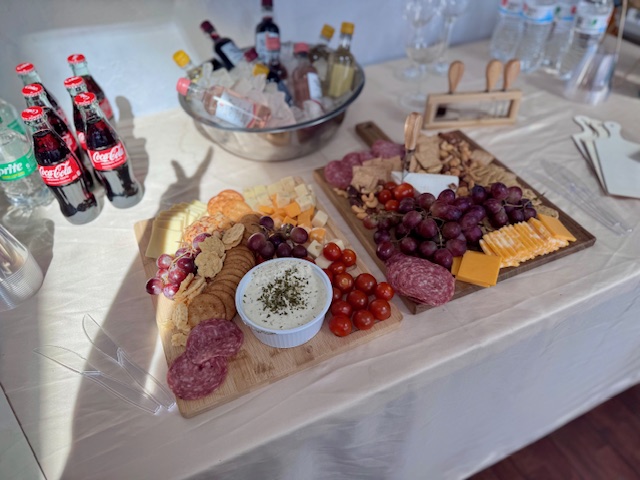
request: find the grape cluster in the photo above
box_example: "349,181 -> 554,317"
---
366,182 -> 536,270
145,232 -> 211,299
247,216 -> 310,261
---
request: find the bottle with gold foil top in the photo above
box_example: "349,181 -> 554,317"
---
310,24 -> 335,94
173,50 -> 202,81
327,22 -> 356,98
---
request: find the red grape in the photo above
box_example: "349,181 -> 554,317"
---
145,277 -> 163,295
432,248 -> 454,269
395,223 -> 411,238
452,196 -> 473,212
416,217 -> 438,239
484,198 -> 502,215
373,229 -> 392,244
490,210 -> 509,228
471,185 -> 488,204
269,233 -> 285,247
247,232 -> 267,252
463,226 -> 483,243
416,192 -> 436,209
437,189 -> 456,204
162,283 -> 179,299
362,215 -> 379,230
168,265 -> 189,285
376,241 -> 396,261
399,236 -> 418,255
506,186 -> 523,204
192,233 -> 212,250
276,242 -> 292,257
402,210 -> 423,230
176,256 -> 195,273
156,254 -> 173,270
418,240 -> 437,258
259,241 -> 276,259
398,197 -> 416,214
508,209 -> 525,223
523,207 -> 537,220
259,215 -> 275,230
445,238 -> 467,257
459,213 -> 478,230
290,227 -> 309,244
441,221 -> 462,239
466,205 -> 487,221
490,182 -> 508,200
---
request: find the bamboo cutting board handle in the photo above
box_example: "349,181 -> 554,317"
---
503,59 -> 521,91
448,61 -> 464,94
404,112 -> 423,151
486,59 -> 503,92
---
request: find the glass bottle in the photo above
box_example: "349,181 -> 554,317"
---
15,62 -> 70,129
200,20 -> 244,70
173,50 -> 202,81
176,78 -> 271,129
255,0 -> 280,62
265,36 -> 288,80
63,76 -> 90,153
256,62 -> 293,105
291,43 -> 323,108
0,98 -> 27,135
327,22 -> 356,98
309,24 -> 335,94
67,54 -> 115,121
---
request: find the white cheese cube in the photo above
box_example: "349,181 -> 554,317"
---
311,209 -> 328,228
242,187 -> 254,198
275,192 -> 292,208
296,194 -> 314,212
294,183 -> 309,198
253,185 -> 268,196
307,240 -> 323,258
267,182 -> 280,197
314,254 -> 333,269
328,239 -> 345,250
256,193 -> 272,207
279,176 -> 296,192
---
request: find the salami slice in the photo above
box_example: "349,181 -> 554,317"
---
324,159 -> 352,189
371,139 -> 405,159
186,318 -> 244,365
167,353 -> 228,401
357,150 -> 375,163
341,152 -> 363,169
385,253 -> 455,306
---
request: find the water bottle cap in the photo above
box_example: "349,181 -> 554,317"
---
67,54 -> 87,64
293,42 -> 309,54
21,107 -> 45,122
321,24 -> 335,40
173,50 -> 191,68
21,84 -> 43,97
252,64 -> 270,77
176,78 -> 192,96
15,63 -> 35,75
341,22 -> 355,35
74,92 -> 96,107
266,36 -> 280,51
244,47 -> 258,63
200,20 -> 215,33
63,76 -> 85,89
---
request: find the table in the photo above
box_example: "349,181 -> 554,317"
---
1,40 -> 640,480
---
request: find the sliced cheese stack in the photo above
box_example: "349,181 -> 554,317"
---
479,214 -> 576,268
242,176 -> 328,232
145,201 -> 207,258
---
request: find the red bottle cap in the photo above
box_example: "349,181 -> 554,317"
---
200,20 -> 214,33
74,92 -> 96,106
21,84 -> 43,97
266,36 -> 280,51
15,62 -> 35,75
64,76 -> 85,88
293,42 -> 309,54
176,78 -> 192,96
67,54 -> 87,64
262,0 -> 273,7
21,106 -> 45,122
244,47 -> 258,63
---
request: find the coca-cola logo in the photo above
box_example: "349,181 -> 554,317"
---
37,157 -> 82,186
89,142 -> 127,171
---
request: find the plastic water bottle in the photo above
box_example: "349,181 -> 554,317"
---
542,0 -> 579,74
0,98 -> 27,135
490,0 -> 525,62
515,0 -> 557,73
558,0 -> 613,79
0,127 -> 52,208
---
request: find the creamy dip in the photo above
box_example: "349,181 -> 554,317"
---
242,260 -> 327,330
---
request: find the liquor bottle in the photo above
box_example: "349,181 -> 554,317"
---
327,22 -> 356,98
75,92 -> 143,209
176,78 -> 271,128
255,0 -> 280,62
309,24 -> 335,94
0,98 -> 27,135
173,50 -> 203,81
291,43 -> 323,108
265,36 -> 287,80
21,106 -> 100,224
15,62 -> 70,128
67,54 -> 115,121
22,83 -> 94,190
200,21 -> 244,70
255,63 -> 293,105
63,76 -> 90,152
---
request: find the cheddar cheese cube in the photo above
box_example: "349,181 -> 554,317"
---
283,215 -> 297,226
284,201 -> 302,219
309,228 -> 326,243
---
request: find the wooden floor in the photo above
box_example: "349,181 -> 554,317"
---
469,383 -> 640,480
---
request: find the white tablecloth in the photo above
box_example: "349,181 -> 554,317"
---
1,40 -> 640,480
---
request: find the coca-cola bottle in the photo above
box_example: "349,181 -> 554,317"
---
63,76 -> 89,152
21,83 -> 94,190
15,62 -> 70,128
21,106 -> 100,225
67,54 -> 114,122
200,21 -> 244,70
74,92 -> 143,209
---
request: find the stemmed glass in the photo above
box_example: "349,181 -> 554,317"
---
430,0 -> 470,75
394,0 -> 444,82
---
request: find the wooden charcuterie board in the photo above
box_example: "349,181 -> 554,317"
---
134,196 -> 403,418
313,122 -> 596,314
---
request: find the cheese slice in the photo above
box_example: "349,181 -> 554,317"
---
537,214 -> 577,242
153,218 -> 184,231
456,250 -> 501,287
145,227 -> 183,258
451,256 -> 463,276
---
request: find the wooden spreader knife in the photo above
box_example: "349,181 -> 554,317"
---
402,112 -> 423,182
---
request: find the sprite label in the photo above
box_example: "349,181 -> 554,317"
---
0,149 -> 37,182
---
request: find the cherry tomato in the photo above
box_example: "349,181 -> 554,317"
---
384,199 -> 399,212
334,272 -> 354,292
332,286 -> 342,302
374,282 -> 395,301
323,242 -> 342,261
323,268 -> 334,284
330,300 -> 353,317
393,182 -> 415,200
347,289 -> 369,311
369,298 -> 391,320
384,181 -> 398,190
341,249 -> 357,267
353,310 -> 375,330
329,261 -> 347,275
355,273 -> 377,295
378,189 -> 393,204
329,314 -> 352,337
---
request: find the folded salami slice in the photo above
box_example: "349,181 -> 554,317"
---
341,152 -> 364,169
167,353 -> 228,401
186,319 -> 243,366
386,253 -> 455,306
371,139 -> 405,159
324,159 -> 353,189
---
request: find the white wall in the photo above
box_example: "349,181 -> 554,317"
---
0,0 -> 498,120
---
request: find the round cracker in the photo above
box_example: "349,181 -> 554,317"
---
188,293 -> 226,326
216,189 -> 244,201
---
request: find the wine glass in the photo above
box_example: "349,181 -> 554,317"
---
394,0 -> 444,82
430,0 -> 470,76
399,19 -> 446,111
